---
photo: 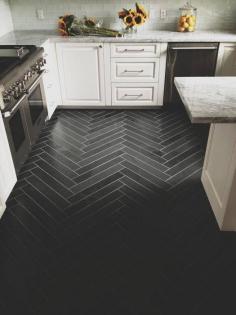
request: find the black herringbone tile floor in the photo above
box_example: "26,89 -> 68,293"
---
1,108 -> 236,315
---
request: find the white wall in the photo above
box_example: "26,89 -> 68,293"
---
0,0 -> 13,36
7,0 -> 236,32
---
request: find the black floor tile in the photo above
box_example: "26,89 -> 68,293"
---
1,108 -> 236,315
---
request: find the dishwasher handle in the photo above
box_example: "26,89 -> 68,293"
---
170,46 -> 218,50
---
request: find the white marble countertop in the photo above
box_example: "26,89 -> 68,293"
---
1,30 -> 236,46
174,77 -> 236,123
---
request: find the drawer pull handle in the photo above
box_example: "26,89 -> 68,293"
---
124,93 -> 143,97
124,70 -> 144,73
123,49 -> 145,52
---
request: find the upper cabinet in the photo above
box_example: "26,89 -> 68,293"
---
56,43 -> 106,106
216,43 -> 236,76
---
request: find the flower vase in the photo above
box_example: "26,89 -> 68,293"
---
123,25 -> 138,37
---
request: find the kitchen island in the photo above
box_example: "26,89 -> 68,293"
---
175,77 -> 236,231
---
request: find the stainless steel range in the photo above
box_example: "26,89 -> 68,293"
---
0,45 -> 48,174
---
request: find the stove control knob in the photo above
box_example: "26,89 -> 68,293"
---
13,85 -> 19,92
32,64 -> 41,72
2,92 -> 11,103
23,74 -> 29,81
13,91 -> 19,99
27,70 -> 32,77
39,59 -> 45,67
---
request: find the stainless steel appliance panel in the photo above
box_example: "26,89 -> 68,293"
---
164,42 -> 219,107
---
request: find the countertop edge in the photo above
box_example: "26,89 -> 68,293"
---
174,77 -> 236,124
1,30 -> 236,46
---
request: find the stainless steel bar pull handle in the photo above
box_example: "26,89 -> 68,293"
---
124,70 -> 144,73
3,94 -> 27,118
124,93 -> 143,97
123,49 -> 145,52
171,47 -> 218,50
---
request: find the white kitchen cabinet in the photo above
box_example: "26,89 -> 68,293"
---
55,42 -> 167,108
41,41 -> 62,118
111,42 -> 167,106
202,124 -> 236,231
0,113 -> 17,217
111,43 -> 161,58
112,83 -> 158,106
111,58 -> 159,83
216,43 -> 236,76
56,43 -> 105,106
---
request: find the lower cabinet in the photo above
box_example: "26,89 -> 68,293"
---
112,83 -> 158,106
41,41 -> 62,118
55,42 -> 167,108
216,43 -> 236,76
110,43 -> 167,107
56,43 -> 106,106
0,113 -> 17,216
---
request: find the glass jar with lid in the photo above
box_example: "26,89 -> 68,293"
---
178,2 -> 197,32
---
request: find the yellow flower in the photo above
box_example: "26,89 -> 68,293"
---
129,9 -> 136,16
124,14 -> 135,27
136,3 -> 149,19
134,13 -> 145,26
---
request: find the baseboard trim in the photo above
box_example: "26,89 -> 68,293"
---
58,105 -> 163,110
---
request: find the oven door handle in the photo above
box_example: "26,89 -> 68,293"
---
3,94 -> 27,118
26,70 -> 45,95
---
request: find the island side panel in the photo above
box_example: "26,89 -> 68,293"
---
223,170 -> 236,231
201,123 -> 236,230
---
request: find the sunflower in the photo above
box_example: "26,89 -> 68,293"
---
129,9 -> 136,16
135,3 -> 149,19
124,14 -> 135,27
118,8 -> 130,19
134,13 -> 145,25
58,18 -> 66,29
58,28 -> 68,36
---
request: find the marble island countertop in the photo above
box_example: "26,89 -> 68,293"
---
1,30 -> 236,46
174,77 -> 236,123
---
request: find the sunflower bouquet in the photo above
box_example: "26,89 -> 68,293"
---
58,14 -> 122,37
118,3 -> 149,31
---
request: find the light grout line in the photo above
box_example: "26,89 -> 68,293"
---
164,151 -> 204,176
168,167 -> 203,191
78,141 -> 126,165
163,144 -> 201,166
166,158 -> 204,181
32,164 -> 75,195
34,156 -> 76,187
25,175 -> 70,208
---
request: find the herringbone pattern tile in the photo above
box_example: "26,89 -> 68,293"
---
1,108 -> 236,315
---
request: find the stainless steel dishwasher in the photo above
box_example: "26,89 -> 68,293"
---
164,42 -> 219,107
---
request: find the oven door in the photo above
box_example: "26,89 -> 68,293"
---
24,71 -> 48,145
3,95 -> 31,173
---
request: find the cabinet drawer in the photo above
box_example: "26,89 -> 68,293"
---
111,44 -> 161,58
112,83 -> 158,106
111,58 -> 159,82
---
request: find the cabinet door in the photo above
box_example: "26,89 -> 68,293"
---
41,41 -> 62,118
216,43 -> 236,76
56,43 -> 105,106
0,114 -> 17,207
